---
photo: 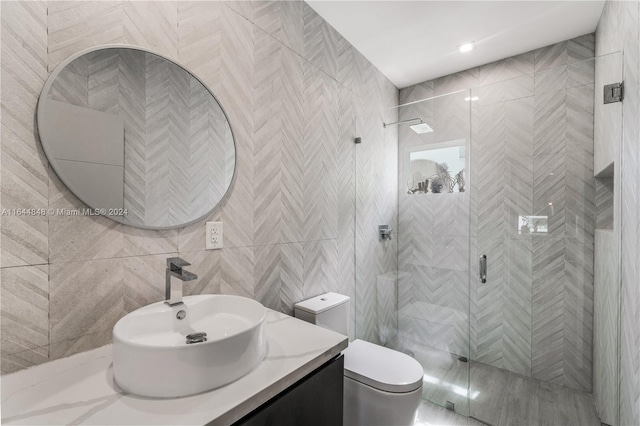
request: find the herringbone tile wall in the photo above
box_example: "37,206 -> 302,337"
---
0,0 -> 398,373
596,2 -> 640,425
398,34 -> 596,393
354,105 -> 399,344
396,89 -> 471,359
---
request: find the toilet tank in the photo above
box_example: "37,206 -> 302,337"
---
294,293 -> 350,336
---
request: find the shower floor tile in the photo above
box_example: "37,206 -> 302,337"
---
397,337 -> 471,416
399,341 -> 601,426
415,399 -> 485,426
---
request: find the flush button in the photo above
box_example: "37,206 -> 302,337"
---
321,297 -> 328,301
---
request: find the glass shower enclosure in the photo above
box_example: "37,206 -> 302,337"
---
356,87 -> 473,417
354,51 -> 622,425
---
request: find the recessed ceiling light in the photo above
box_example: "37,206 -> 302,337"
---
459,42 -> 475,53
464,96 -> 480,102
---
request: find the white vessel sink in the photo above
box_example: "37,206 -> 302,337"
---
112,294 -> 267,398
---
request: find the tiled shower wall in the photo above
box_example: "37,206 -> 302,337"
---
398,34 -> 596,392
353,100 -> 399,345
0,1 -> 398,374
395,90 -> 471,359
596,1 -> 640,425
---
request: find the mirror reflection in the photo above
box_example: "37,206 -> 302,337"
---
38,47 -> 235,229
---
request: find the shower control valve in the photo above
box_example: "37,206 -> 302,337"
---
379,225 -> 393,241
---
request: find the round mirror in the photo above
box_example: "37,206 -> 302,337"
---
37,45 -> 236,229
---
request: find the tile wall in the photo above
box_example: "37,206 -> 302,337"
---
398,34 -> 597,392
0,0 -> 399,374
595,1 -> 640,425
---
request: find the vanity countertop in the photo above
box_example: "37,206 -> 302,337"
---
0,309 -> 348,425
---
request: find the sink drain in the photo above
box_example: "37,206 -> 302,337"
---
186,332 -> 207,344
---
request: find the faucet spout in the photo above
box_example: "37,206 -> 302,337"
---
165,257 -> 198,306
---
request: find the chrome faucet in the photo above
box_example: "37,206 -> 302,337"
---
165,257 -> 198,306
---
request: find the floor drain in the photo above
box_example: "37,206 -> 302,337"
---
458,356 -> 468,362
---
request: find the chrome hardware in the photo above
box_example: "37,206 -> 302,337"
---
186,332 -> 207,344
383,117 -> 422,128
165,257 -> 198,307
379,225 -> 393,241
604,82 -> 624,104
176,310 -> 186,320
479,255 -> 487,283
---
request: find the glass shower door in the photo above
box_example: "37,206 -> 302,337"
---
354,47 -> 622,425
395,89 -> 473,417
468,52 -> 622,425
354,88 -> 473,417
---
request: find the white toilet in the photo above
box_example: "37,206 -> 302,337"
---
294,292 -> 423,426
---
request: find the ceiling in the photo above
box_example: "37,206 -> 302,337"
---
306,1 -> 605,88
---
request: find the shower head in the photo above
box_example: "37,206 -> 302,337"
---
382,118 -> 433,134
409,122 -> 433,134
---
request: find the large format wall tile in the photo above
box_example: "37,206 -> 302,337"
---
215,7 -> 256,250
254,0 -> 304,55
599,2 -> 640,424
48,172 -> 124,262
399,35 -> 595,393
123,253 -> 176,313
479,52 -> 535,87
181,249 -> 222,296
253,27 -> 285,246
220,247 -> 255,298
123,1 -> 178,59
476,102 -> 506,240
253,243 -> 283,311
566,85 -> 596,244
253,242 -> 305,314
474,237 -> 505,367
302,62 -> 339,242
0,0 -> 398,376
531,236 -> 565,384
50,330 -> 112,361
48,1 -> 125,71
302,3 -> 339,80
122,227 -> 178,257
596,2 -> 639,423
593,230 -> 619,424
0,265 -> 49,374
564,237 -> 594,391
303,239 -> 338,299
0,0 -> 48,268
49,258 -> 125,346
337,86 -> 357,239
253,27 -> 304,246
503,238 -> 533,376
176,1 -> 223,87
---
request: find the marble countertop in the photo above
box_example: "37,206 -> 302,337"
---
0,310 -> 348,425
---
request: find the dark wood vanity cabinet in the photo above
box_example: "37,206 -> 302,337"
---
231,355 -> 344,426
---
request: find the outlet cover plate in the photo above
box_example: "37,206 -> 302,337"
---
206,221 -> 223,250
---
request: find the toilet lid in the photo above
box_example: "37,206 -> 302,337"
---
343,339 -> 423,393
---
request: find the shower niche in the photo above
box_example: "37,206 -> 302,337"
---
404,140 -> 466,194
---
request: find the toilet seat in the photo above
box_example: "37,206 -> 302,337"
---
343,339 -> 423,393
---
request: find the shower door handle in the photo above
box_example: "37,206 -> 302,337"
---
479,255 -> 487,283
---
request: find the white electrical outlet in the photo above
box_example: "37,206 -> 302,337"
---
206,221 -> 223,250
